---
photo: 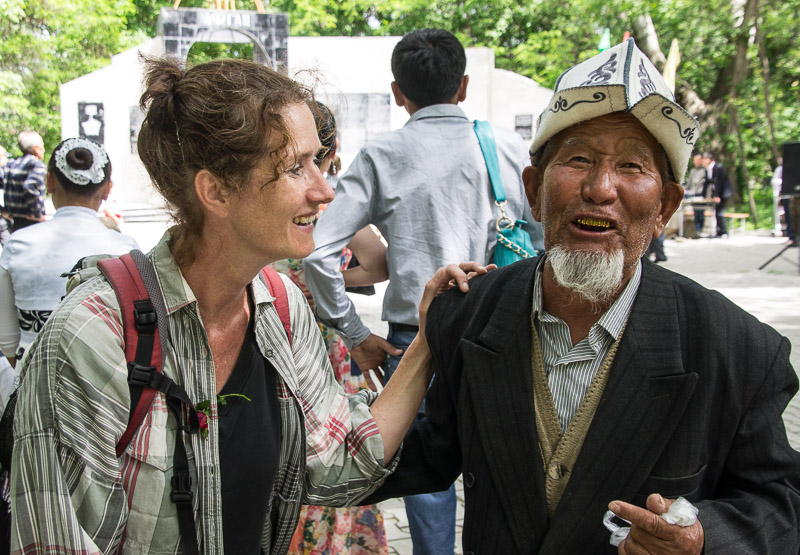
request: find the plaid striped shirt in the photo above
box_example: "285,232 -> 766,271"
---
533,258 -> 641,431
1,155 -> 47,219
10,232 -> 396,554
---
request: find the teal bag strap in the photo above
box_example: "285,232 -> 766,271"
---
474,120 -> 506,203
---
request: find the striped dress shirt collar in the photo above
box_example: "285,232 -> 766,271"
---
533,256 -> 642,431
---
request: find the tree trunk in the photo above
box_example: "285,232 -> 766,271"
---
725,0 -> 758,207
731,103 -> 759,224
755,10 -> 781,164
632,15 -> 667,71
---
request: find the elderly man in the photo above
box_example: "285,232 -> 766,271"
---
367,39 -> 800,553
1,131 -> 47,231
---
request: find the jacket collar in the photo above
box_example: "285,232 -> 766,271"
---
405,104 -> 469,126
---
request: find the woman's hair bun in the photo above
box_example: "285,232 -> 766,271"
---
66,148 -> 93,170
139,55 -> 184,132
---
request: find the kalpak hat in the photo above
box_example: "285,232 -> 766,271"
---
531,38 -> 699,182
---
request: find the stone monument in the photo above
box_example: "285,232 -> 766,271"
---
157,7 -> 288,70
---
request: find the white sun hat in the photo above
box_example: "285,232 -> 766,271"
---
530,38 -> 700,182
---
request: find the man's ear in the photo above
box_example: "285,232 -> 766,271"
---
653,180 -> 684,238
194,169 -> 230,219
391,82 -> 406,107
456,75 -> 469,103
522,165 -> 543,222
45,172 -> 56,195
100,181 -> 113,202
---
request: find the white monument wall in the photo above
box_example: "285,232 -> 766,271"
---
60,38 -> 165,209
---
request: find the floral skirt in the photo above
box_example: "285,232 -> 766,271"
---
288,504 -> 388,554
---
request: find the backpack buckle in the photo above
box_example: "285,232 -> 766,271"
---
170,471 -> 193,503
133,300 -> 157,334
127,362 -> 156,387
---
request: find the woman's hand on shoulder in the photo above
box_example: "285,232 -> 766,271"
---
418,262 -> 496,340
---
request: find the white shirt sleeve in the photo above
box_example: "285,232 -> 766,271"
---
0,265 -> 20,357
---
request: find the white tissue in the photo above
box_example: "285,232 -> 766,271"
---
603,510 -> 630,547
604,497 -> 698,546
660,497 -> 699,526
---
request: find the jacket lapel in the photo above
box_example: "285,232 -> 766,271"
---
460,259 -> 550,552
541,261 -> 699,551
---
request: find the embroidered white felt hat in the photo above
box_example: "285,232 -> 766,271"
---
530,38 -> 699,182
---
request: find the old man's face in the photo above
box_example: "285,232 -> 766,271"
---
523,112 -> 683,286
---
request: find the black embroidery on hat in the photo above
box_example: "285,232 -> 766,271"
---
18,309 -> 52,333
580,53 -> 617,86
638,60 -> 656,99
550,92 -> 607,113
661,106 -> 696,145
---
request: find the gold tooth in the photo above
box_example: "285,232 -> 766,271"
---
577,218 -> 610,228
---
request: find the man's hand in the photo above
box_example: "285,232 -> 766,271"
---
351,334 -> 402,390
610,494 -> 704,555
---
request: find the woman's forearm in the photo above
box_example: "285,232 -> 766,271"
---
344,226 -> 388,287
342,265 -> 388,287
368,261 -> 490,463
369,335 -> 433,462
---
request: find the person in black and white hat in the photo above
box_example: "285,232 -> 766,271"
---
365,38 -> 800,554
0,137 -> 139,368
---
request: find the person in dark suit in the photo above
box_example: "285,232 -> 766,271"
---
701,151 -> 735,238
366,39 -> 800,553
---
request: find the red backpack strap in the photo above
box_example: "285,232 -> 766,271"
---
97,254 -> 162,458
261,266 -> 292,346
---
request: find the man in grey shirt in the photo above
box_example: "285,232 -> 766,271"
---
684,153 -> 708,235
303,28 -> 542,554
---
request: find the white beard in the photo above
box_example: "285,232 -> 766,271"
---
547,246 -> 625,306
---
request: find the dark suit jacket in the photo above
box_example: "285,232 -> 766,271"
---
703,162 -> 734,200
368,257 -> 800,554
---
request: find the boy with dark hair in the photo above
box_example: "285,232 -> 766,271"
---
305,28 -> 543,554
390,28 -> 468,108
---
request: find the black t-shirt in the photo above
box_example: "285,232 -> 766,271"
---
218,312 -> 281,553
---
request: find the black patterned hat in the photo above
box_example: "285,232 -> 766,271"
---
531,38 -> 699,182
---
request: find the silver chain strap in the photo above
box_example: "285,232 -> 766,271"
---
496,233 -> 532,259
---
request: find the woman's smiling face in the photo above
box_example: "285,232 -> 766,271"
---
227,102 -> 335,265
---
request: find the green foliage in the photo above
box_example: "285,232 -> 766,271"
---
186,41 -> 255,64
734,182 -> 777,230
0,0 -> 139,154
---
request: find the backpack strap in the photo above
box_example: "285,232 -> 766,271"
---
97,254 -> 162,458
261,266 -> 292,346
98,252 -> 200,555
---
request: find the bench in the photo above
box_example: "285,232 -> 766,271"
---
725,212 -> 749,236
